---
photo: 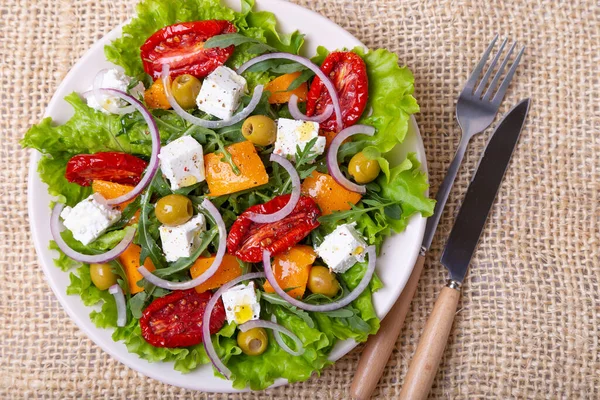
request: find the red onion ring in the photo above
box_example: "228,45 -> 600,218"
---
161,64 -> 264,129
138,199 -> 226,290
266,314 -> 305,356
263,246 -> 377,312
288,94 -> 333,123
237,53 -> 343,131
108,284 -> 127,327
202,272 -> 266,379
326,124 -> 376,194
50,203 -> 135,264
92,69 -> 136,115
91,88 -> 160,206
247,154 -> 300,223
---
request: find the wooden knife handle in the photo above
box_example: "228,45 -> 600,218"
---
350,253 -> 426,400
398,284 -> 461,400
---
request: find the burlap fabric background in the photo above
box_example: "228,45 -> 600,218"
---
1,0 -> 598,398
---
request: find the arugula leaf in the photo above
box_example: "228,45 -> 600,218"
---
286,69 -> 314,91
204,33 -> 277,54
129,292 -> 147,319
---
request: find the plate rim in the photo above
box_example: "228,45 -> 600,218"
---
26,0 -> 427,392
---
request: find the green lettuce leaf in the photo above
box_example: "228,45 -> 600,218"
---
225,305 -> 332,390
66,265 -> 118,328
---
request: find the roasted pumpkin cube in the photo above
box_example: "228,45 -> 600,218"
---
190,254 -> 243,294
204,141 -> 269,196
263,245 -> 316,299
301,171 -> 362,215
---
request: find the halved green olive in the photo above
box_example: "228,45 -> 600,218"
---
348,151 -> 381,184
90,263 -> 118,291
237,327 -> 268,356
307,265 -> 340,297
155,194 -> 193,226
171,74 -> 202,109
241,115 -> 277,146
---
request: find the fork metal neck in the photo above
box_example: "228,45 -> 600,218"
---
421,135 -> 470,251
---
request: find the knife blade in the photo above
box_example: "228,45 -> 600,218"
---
441,98 -> 530,283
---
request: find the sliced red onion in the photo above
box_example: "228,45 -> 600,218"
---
237,53 -> 343,131
202,272 -> 266,379
108,284 -> 127,327
264,315 -> 305,356
92,88 -> 160,206
50,203 -> 135,264
247,154 -> 300,223
92,69 -> 136,115
327,124 -> 376,194
161,64 -> 263,129
138,199 -> 226,291
263,246 -> 376,312
288,94 -> 333,123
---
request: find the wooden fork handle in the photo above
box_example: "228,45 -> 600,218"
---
350,253 -> 426,400
398,285 -> 461,400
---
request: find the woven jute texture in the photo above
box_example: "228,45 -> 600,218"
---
1,0 -> 599,398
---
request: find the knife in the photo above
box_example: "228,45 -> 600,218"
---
398,98 -> 530,400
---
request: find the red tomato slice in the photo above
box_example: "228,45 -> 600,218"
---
140,289 -> 226,348
140,20 -> 237,80
65,152 -> 148,186
306,51 -> 369,132
227,195 -> 321,263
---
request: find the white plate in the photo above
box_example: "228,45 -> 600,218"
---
27,0 -> 427,392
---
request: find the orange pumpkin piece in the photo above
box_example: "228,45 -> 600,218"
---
190,254 -> 243,294
265,72 -> 308,104
92,180 -> 140,223
144,79 -> 171,110
204,141 -> 269,196
118,243 -> 156,294
301,171 -> 362,215
263,245 -> 316,299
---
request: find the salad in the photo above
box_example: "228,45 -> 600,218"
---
22,0 -> 434,390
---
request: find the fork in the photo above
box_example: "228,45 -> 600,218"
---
350,35 -> 524,400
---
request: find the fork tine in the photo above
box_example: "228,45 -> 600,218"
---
474,37 -> 508,96
482,41 -> 517,101
491,46 -> 525,104
463,34 -> 498,93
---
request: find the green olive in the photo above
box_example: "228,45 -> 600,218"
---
307,266 -> 340,297
237,327 -> 268,356
90,263 -> 118,291
348,152 -> 381,184
241,115 -> 277,146
171,74 -> 202,109
155,194 -> 193,226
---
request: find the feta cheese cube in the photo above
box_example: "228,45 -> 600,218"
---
221,282 -> 260,325
315,223 -> 368,274
86,68 -> 133,114
273,118 -> 326,161
196,66 -> 247,120
60,195 -> 121,246
158,136 -> 206,191
159,214 -> 206,262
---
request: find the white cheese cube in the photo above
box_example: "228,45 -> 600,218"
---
196,66 -> 247,120
159,214 -> 206,262
273,118 -> 326,161
315,223 -> 368,274
221,282 -> 260,325
86,68 -> 133,114
158,136 -> 206,191
60,195 -> 121,246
